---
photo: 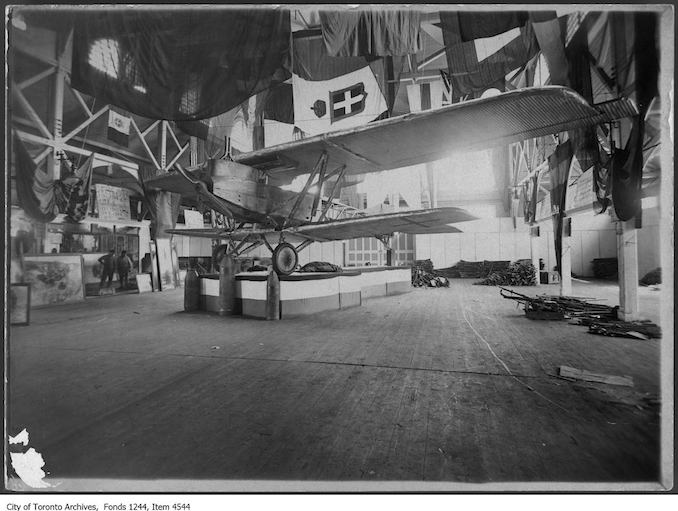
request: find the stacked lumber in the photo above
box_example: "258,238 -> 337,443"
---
411,259 -> 449,287
475,260 -> 536,286
437,260 -> 510,279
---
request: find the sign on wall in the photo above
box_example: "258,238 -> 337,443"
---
95,184 -> 131,221
535,195 -> 552,222
183,210 -> 204,228
565,169 -> 595,212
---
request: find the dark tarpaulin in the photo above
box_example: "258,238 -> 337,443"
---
13,133 -> 58,222
71,8 -> 291,121
319,9 -> 421,57
440,11 -> 539,99
570,126 -> 599,173
549,141 -> 573,274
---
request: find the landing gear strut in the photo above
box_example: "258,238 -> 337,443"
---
272,242 -> 298,275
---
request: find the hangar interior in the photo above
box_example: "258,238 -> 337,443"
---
5,5 -> 673,492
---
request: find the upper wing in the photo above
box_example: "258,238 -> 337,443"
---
236,86 -> 638,185
289,207 -> 477,242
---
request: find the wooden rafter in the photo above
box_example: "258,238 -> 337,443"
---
70,88 -> 94,117
11,84 -> 52,139
166,143 -> 189,170
130,117 -> 161,169
17,67 -> 55,91
61,105 -> 110,143
167,122 -> 183,151
16,129 -> 139,171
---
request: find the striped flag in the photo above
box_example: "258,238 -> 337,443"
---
55,154 -> 95,222
107,108 -> 131,147
293,65 -> 387,136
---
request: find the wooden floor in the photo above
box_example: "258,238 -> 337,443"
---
7,280 -> 667,491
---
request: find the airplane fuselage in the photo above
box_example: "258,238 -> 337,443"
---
208,159 -> 315,228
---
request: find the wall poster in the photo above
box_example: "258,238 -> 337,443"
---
95,184 -> 131,221
155,238 -> 175,291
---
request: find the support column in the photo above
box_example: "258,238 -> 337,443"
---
616,219 -> 639,320
160,121 -> 167,170
189,136 -> 198,166
530,225 -> 540,286
218,254 -> 237,316
49,33 -> 67,180
559,218 -> 572,296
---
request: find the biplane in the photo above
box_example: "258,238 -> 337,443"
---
145,86 -> 637,275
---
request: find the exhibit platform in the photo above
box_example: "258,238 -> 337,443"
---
198,266 -> 412,318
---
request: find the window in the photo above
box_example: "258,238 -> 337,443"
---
89,39 -> 120,78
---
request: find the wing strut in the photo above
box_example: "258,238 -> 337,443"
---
284,151 -> 328,228
318,165 -> 347,222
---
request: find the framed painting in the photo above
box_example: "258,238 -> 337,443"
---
21,254 -> 85,307
9,283 -> 31,326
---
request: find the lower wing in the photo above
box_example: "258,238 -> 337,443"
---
165,207 -> 476,242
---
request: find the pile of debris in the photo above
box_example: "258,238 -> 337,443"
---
475,260 -> 536,286
437,260 -> 510,279
500,287 -> 618,321
592,257 -> 618,279
640,267 -> 661,285
411,259 -> 450,287
500,287 -> 662,339
574,317 -> 662,340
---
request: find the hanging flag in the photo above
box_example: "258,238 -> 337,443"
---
548,141 -> 573,273
293,30 -> 401,116
55,154 -> 95,222
293,65 -> 387,136
12,133 -> 58,222
611,117 -> 643,221
530,13 -> 569,86
319,9 -> 421,57
107,108 -> 131,147
406,80 -> 445,113
440,70 -> 452,102
440,11 -> 539,99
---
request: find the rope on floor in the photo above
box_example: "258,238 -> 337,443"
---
461,307 -> 573,415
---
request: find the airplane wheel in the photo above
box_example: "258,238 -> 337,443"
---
272,242 -> 298,275
212,244 -> 229,271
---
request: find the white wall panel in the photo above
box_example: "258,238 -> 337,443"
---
476,232 -> 500,261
